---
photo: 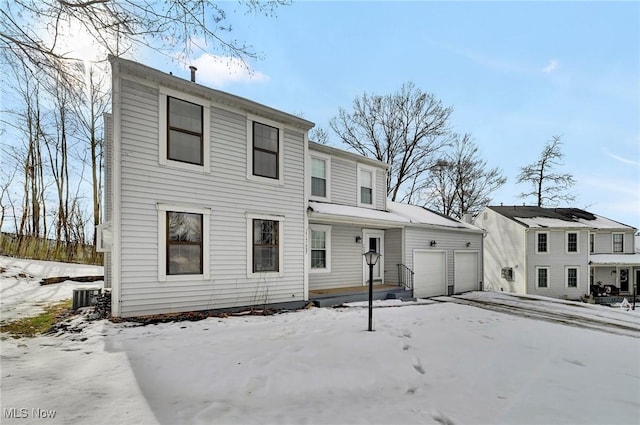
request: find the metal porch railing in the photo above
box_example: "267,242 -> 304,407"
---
397,263 -> 414,292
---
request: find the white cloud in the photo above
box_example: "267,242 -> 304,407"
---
603,148 -> 639,166
184,54 -> 269,87
542,59 -> 559,74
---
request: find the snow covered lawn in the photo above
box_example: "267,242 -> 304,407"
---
1,257 -> 639,424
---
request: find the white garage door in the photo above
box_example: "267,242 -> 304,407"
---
413,250 -> 446,298
454,251 -> 479,293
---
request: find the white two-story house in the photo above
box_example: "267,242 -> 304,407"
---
101,56 -> 484,317
473,206 -> 639,300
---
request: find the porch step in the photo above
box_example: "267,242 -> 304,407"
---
312,288 -> 413,307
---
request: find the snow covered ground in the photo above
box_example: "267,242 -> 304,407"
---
1,257 -> 639,425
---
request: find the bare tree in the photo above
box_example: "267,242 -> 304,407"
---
517,135 -> 575,207
0,0 -> 290,84
421,134 -> 506,218
309,127 -> 330,145
330,82 -> 453,201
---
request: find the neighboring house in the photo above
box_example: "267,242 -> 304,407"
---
100,56 -> 484,318
473,206 -> 639,300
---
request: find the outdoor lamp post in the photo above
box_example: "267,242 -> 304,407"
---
363,249 -> 381,332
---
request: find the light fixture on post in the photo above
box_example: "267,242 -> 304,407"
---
466,242 -> 471,247
363,249 -> 381,332
430,240 -> 437,247
355,236 -> 362,243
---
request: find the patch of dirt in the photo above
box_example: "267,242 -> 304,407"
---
40,275 -> 103,285
111,307 -> 282,326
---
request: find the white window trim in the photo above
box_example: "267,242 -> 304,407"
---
535,266 -> 550,289
246,212 -> 285,277
309,224 -> 332,273
157,203 -> 211,282
612,232 -> 624,253
95,221 -> 112,253
309,152 -> 331,202
565,266 -> 580,289
357,163 -> 377,208
246,114 -> 284,186
535,231 -> 549,254
158,87 -> 211,173
565,231 -> 579,254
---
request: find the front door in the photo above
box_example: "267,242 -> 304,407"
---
362,229 -> 384,285
620,268 -> 629,292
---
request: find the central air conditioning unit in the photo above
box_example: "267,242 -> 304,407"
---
72,288 -> 101,310
501,267 -> 514,281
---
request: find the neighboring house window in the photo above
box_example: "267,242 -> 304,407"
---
159,87 -> 210,172
252,121 -> 279,179
612,233 -> 624,253
357,164 -> 376,207
536,232 -> 548,253
311,156 -> 330,199
589,233 -> 594,253
246,213 -> 284,276
309,224 -> 331,272
536,267 -> 549,288
566,232 -> 578,253
566,267 -> 579,288
157,204 -> 210,282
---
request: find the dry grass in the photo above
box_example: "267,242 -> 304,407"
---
0,299 -> 73,338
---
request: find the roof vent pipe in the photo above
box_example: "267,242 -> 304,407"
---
189,66 -> 197,82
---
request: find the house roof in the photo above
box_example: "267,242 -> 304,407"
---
387,202 -> 481,231
589,254 -> 640,266
309,201 -> 482,232
308,141 -> 389,169
488,206 -> 635,230
108,55 -> 315,131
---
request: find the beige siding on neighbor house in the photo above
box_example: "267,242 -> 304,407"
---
115,77 -> 306,316
473,208 -> 526,293
525,229 -> 589,299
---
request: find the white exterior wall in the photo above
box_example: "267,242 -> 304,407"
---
113,74 -> 308,317
592,230 -> 635,254
473,208 -> 526,293
308,223 -> 366,290
404,227 -> 482,294
103,114 -> 112,289
525,229 -> 589,299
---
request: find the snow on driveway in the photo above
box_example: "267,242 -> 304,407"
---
1,257 -> 639,424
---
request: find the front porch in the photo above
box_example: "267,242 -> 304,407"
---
309,284 -> 413,307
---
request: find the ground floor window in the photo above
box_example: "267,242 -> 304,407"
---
566,267 -> 578,288
309,225 -> 331,272
247,214 -> 284,276
536,267 -> 549,288
157,204 -> 210,281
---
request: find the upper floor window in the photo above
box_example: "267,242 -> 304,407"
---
311,158 -> 327,198
536,267 -> 549,288
589,233 -> 594,253
357,164 -> 376,207
536,232 -> 548,253
252,121 -> 279,179
159,88 -> 210,172
612,233 -> 624,253
167,96 -> 203,165
566,232 -> 578,253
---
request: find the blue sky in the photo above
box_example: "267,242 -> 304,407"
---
39,1 -> 640,229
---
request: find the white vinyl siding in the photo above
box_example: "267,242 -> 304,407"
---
103,113 -> 113,289
308,223 -> 364,290
115,77 -> 307,317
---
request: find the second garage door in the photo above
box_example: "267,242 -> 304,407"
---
454,251 -> 479,293
413,250 -> 446,298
